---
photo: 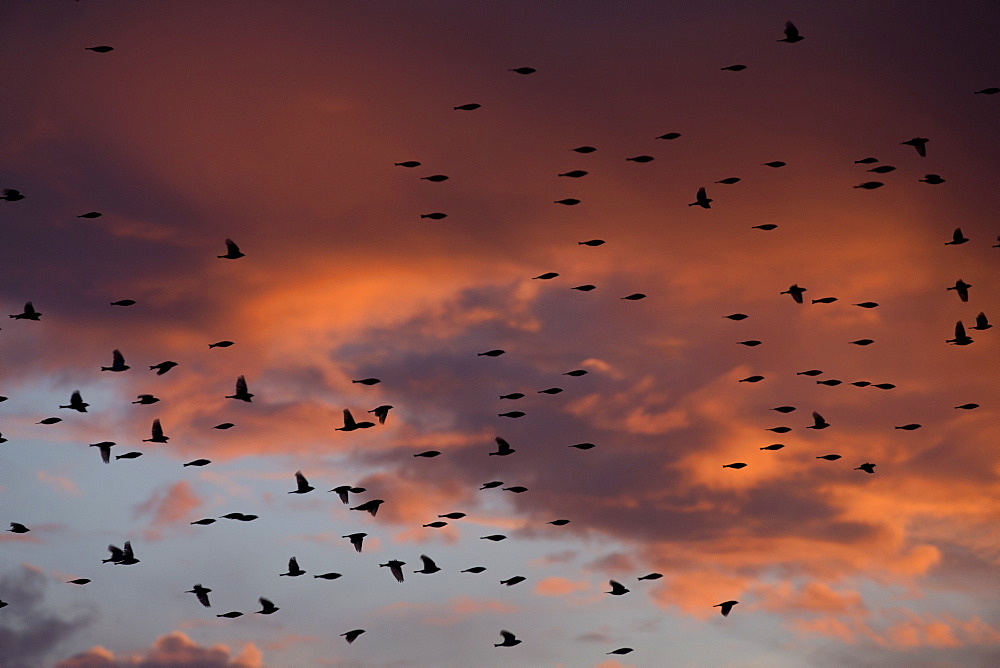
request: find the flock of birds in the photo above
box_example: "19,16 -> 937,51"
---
1,16 -> 996,665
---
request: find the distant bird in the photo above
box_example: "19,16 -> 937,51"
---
974,87 -> 1000,94
564,369 -> 588,376
8,522 -> 30,533
689,186 -> 712,208
954,403 -> 980,410
343,533 -> 367,553
67,579 -> 90,585
571,285 -> 596,291
716,177 -> 741,184
569,442 -> 596,449
778,20 -> 804,42
571,146 -> 597,153
218,238 -> 244,259
948,279 -> 971,302
855,463 -> 876,474
715,600 -> 738,616
10,302 -> 41,320
314,572 -> 343,580
414,450 -> 441,458
509,67 -> 536,74
534,272 -> 559,279
490,437 -> 515,456
609,648 -> 634,655
187,584 -> 212,607
919,174 -> 945,184
722,462 -> 747,469
480,481 -> 504,489
191,519 -> 216,525
854,182 -> 884,189
850,339 -> 875,346
0,599 -> 7,608
149,361 -> 177,375
37,417 -> 62,425
500,576 -> 525,586
453,103 -> 480,111
971,313 -> 991,330
289,471 -> 314,494
762,161 -> 787,168
213,423 -> 234,430
901,137 -> 929,157
352,378 -> 381,385
851,381 -> 871,387
350,499 -> 384,516
607,580 -> 630,595
498,411 -> 526,418
336,409 -> 374,431
537,387 -> 563,394
807,412 -> 830,429
330,485 -> 366,504
760,444 -> 785,450
816,379 -> 842,386
394,161 -> 421,168
225,375 -> 253,402
622,293 -> 646,300
342,629 -> 366,644
424,521 -> 447,528
854,302 -> 879,308
462,566 -> 487,573
724,313 -> 748,320
872,383 -> 896,390
217,611 -> 243,618
60,390 -> 89,412
116,541 -> 139,565
90,441 -> 114,464
721,64 -> 747,71
867,165 -> 896,173
1,188 -> 25,201
772,406 -> 796,413
626,155 -> 654,163
578,239 -> 605,246
811,297 -> 838,304
554,198 -> 581,205
500,393 -> 525,400
503,486 -> 528,493
280,557 -> 305,577
85,46 -> 114,52
256,597 -> 279,614
738,340 -> 762,346
739,375 -> 764,383
657,132 -> 682,140
481,535 -> 507,542
798,369 -> 824,376
369,405 -> 393,424
143,419 -> 168,443
478,349 -> 505,357
110,299 -> 135,306
781,284 -> 807,303
549,519 -> 570,526
103,545 -> 124,563
422,174 -> 449,182
183,459 -> 211,467
817,454 -> 842,461
415,555 -> 441,574
638,573 -> 663,580
767,427 -> 792,433
855,157 -> 879,164
439,512 -> 466,519
421,212 -> 447,219
495,630 -> 521,647
132,394 -> 158,404
558,170 -> 588,178
102,349 -> 129,372
115,452 -> 143,460
220,513 -> 257,521
895,424 -> 922,431
78,211 -> 103,218
209,340 -> 235,348
381,560 -> 406,582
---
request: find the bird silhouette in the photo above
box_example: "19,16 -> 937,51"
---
762,161 -> 787,168
503,485 -> 528,493
336,409 -> 375,431
622,293 -> 646,300
578,239 -> 605,246
330,485 -> 365,504
424,521 -> 447,528
534,272 -> 559,279
571,285 -> 596,292
608,647 -> 634,655
85,45 -> 115,52
817,454 -> 842,461
500,393 -> 525,400
67,579 -> 90,585
498,411 -> 526,418
948,279 -> 971,302
220,513 -> 258,521
715,600 -> 738,616
143,419 -> 168,443
724,313 -> 748,320
381,560 -> 406,582
571,146 -> 597,153
191,519 -> 216,525
217,611 -> 243,618
10,302 -> 41,320
352,377 -> 381,385
462,566 -> 487,573
626,155 -> 655,163
480,481 -> 504,489
971,312 -> 991,330
289,471 -> 314,494
854,181 -> 884,189
314,572 -> 343,580
638,573 -> 663,580
509,67 -> 536,74
90,441 -> 114,463
78,211 -> 102,218
132,394 -> 158,404
116,541 -> 139,565
8,522 -> 30,533
490,437 -> 515,456
811,297 -> 838,304
414,450 -> 441,458
209,340 -> 235,348
280,557 -> 305,577
721,64 -> 747,71
478,349 -> 505,357
767,427 -> 792,433
850,339 -> 875,346
873,383 -> 896,390
368,405 -> 393,424
855,463 -> 876,474
689,187 -> 712,208
149,361 -> 177,375
186,584 -> 212,607
558,170 -> 588,178
901,137 -> 929,157
760,444 -> 785,450
342,629 -> 366,643
855,157 -> 879,164
1,188 -> 25,201
867,165 -> 896,173
781,284 -> 807,303
807,412 -> 830,429
778,20 -> 804,42
816,379 -> 842,386
115,452 -> 143,460
225,375 -> 253,402
422,174 -> 449,182
183,459 -> 211,467
569,442 -> 596,449
256,597 -> 279,614
772,406 -> 796,413
102,349 -> 129,372
342,533 -> 367,553
549,519 -> 571,526
739,375 -> 764,383
722,462 -> 747,469
919,173 -> 945,184
495,630 -> 521,647
975,87 -> 1000,94
453,103 -> 481,111
415,555 -> 441,574
500,576 -> 525,586
854,302 -> 879,308
482,534 -> 508,542
954,403 -> 980,410
738,340 -> 762,346
657,132 -> 682,140
110,299 -> 135,306
439,512 -> 466,519
218,238 -> 244,259
350,499 -> 384,516
564,369 -> 588,376
421,212 -> 448,219
394,160 -> 421,167
607,580 -> 630,595
538,387 -> 563,394
895,424 -> 922,431
213,423 -> 234,430
716,177 -> 741,184
60,390 -> 89,412
554,198 -> 581,205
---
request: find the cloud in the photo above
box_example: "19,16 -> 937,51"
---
55,631 -> 263,667
133,481 -> 202,529
533,577 -> 591,597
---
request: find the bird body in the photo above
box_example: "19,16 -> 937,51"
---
225,375 -> 253,402
715,600 -> 738,616
381,560 -> 406,582
280,557 -> 305,577
607,580 -> 630,595
143,418 -> 168,443
218,238 -> 244,259
778,20 -> 803,42
61,390 -> 89,412
337,408 -> 375,431
187,584 -> 212,607
102,349 -> 129,372
689,187 -> 712,208
415,555 -> 441,574
495,630 -> 521,647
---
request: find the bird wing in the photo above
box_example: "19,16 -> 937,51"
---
500,630 -> 516,643
151,419 -> 163,439
236,375 -> 247,394
785,21 -> 799,38
197,590 -> 211,607
225,238 -> 240,254
343,409 -> 357,429
122,541 -> 134,559
288,556 -> 299,572
495,437 -> 511,453
391,563 -> 404,582
420,555 -> 437,570
295,471 -> 309,491
107,544 -> 123,561
955,321 -> 967,337
112,349 -> 125,366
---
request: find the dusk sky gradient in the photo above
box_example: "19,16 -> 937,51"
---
1,2 -> 998,667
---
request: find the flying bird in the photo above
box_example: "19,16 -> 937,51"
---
689,187 -> 712,208
571,285 -> 596,291
724,313 -> 748,320
495,630 -> 522,647
558,170 -> 588,178
280,557 -> 305,577
191,519 -> 216,525
657,132 -> 681,139
78,211 -> 103,218
971,312 -> 991,330
369,405 -> 393,424
498,411 -> 526,418
855,463 -> 877,474
439,512 -> 466,519
343,533 -> 367,553
762,161 -> 787,168
781,284 -> 807,303
218,238 -> 244,259
571,146 -> 597,153
116,541 -> 139,565
414,450 -> 441,458
424,521 -> 447,528
314,572 -> 343,580
352,377 -> 381,385
500,393 -> 525,400
8,522 -> 30,533
330,485 -> 365,504
415,555 -> 441,574
715,600 -> 739,616
895,424 -> 922,430
549,519 -> 570,526
85,45 -> 114,52
500,576 -> 526,586
947,279 -> 971,302
622,293 -> 646,300
208,340 -> 235,348
115,452 -> 143,460
626,155 -> 654,163
578,239 -> 605,246
503,485 -> 528,493
772,406 -> 796,413
919,173 -> 945,184
336,409 -> 375,431
564,369 -> 588,376
394,160 -> 421,167
534,272 -> 559,279
381,560 -> 406,582
342,629 -> 366,644
509,67 -> 536,74
149,361 -> 177,375
739,375 -> 764,383
183,459 -> 211,467
132,394 -> 158,404
186,584 -> 212,607
422,174 -> 449,182
110,299 -> 135,306
554,198 -> 581,205
67,579 -> 90,585
738,340 -> 762,346
609,648 -> 634,655
721,64 -> 747,71
462,566 -> 487,573
453,103 -> 481,111
975,87 -> 1000,94
60,390 -> 89,412
225,375 -> 253,402
143,418 -> 168,443
10,302 -> 41,320
1,188 -> 25,201
478,349 -> 505,357
867,165 -> 896,173
421,212 -> 447,220
102,349 -> 129,372
289,471 -> 314,494
90,441 -> 114,464
717,177 -> 741,184
569,442 -> 596,449
217,611 -> 243,618
854,302 -> 879,308
480,481 -> 504,489
256,597 -> 279,615
638,573 -> 663,580
607,580 -> 630,595
490,437 -> 515,456
850,339 -> 875,346
812,297 -> 838,304
901,137 -> 929,157
350,499 -> 384,516
807,412 -> 830,429
212,423 -> 234,430
760,444 -> 785,450
778,20 -> 804,42
722,462 -> 747,469
854,181 -> 884,189
817,454 -> 842,461
481,534 -> 508,542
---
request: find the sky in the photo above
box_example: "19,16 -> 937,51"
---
1,1 -> 998,666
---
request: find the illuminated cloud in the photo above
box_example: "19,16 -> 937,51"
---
55,631 -> 262,667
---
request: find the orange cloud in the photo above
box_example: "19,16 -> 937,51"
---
533,576 -> 591,597
133,481 -> 202,527
56,631 -> 262,667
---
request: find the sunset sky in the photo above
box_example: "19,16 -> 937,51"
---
1,1 -> 998,667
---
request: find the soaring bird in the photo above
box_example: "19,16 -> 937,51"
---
149,361 -> 178,375
867,165 -> 896,173
143,419 -> 168,443
715,600 -> 739,616
187,584 -> 212,607
480,481 -> 504,489
495,630 -> 522,647
481,534 -> 508,542
638,573 -> 663,580
116,451 -> 143,459
102,349 -> 130,372
220,512 -> 258,521
854,181 -> 884,189
67,579 -> 90,585
415,555 -> 441,574
816,454 -> 842,461
499,393 -> 525,400
132,394 -> 158,404
762,161 -> 787,168
947,321 -> 973,346
554,198 -> 581,205
895,424 -> 922,431
191,519 -> 217,525
717,177 -> 741,184
256,597 -> 279,615
945,228 -> 969,245
78,211 -> 103,218
381,560 -> 406,582
350,499 -> 384,516
289,471 -> 314,494
490,437 -> 515,456
722,462 -> 747,469
280,557 -> 305,577
218,238 -> 244,259
504,486 -> 528,493
90,441 -> 114,464
772,406 -> 796,413
901,137 -> 929,157
225,375 -> 253,402
569,442 -> 596,449
60,390 -> 89,412
369,405 -> 393,424
571,146 -> 597,153
760,444 -> 785,450
342,629 -> 366,644
778,20 -> 803,42
558,170 -> 588,178
919,174 -> 945,184
498,411 -> 526,418
781,284 -> 807,303
855,157 -> 879,164
689,187 -> 712,208
564,369 -> 588,376
314,572 -> 343,580
343,533 -> 367,553
462,566 -> 487,573
807,412 -> 830,429
394,160 -> 421,167
971,312 -> 991,330
607,580 -> 630,595
534,272 -> 559,279
337,409 -> 375,431
330,485 -> 365,504
439,512 -> 466,519
855,463 -> 876,474
10,302 -> 41,320
549,519 -> 570,526
501,576 -> 526,586
424,521 -> 447,528
657,132 -> 682,139
609,648 -> 634,655
110,299 -> 136,306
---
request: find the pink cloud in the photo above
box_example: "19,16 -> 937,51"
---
55,631 -> 262,667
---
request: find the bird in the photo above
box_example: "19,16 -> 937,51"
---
330,485 -> 365,504
954,403 -> 980,410
116,541 -> 139,565
490,437 -> 515,456
350,499 -> 384,516
689,187 -> 712,208
498,411 -> 525,418
208,340 -> 235,348
971,313 -> 991,330
778,20 -> 803,42
817,454 -> 842,461
721,64 -> 747,71
558,170 -> 588,178
343,533 -> 367,553
622,293 -> 646,300
895,424 -> 922,430
637,573 -> 663,580
901,137 -> 929,157
8,522 -> 30,533
608,648 -> 634,655
218,238 -> 244,259
149,361 -> 178,375
722,462 -> 747,469
420,212 -> 448,220
850,339 -> 875,346
143,419 -> 168,443
564,369 -> 588,376
103,545 -> 124,563
781,284 -> 807,303
503,486 -> 528,493
191,519 -> 216,525
854,302 -> 879,308
336,409 -> 375,431
67,579 -> 90,585
217,611 -> 243,618
762,161 -> 787,168
414,450 -> 441,457
480,481 -> 504,489
816,379 -> 843,386
578,239 -> 605,246
919,174 -> 945,184
183,459 -> 211,468
0,599 -> 7,608
867,165 -> 896,173
571,285 -> 596,291
947,323 -> 974,346
212,423 -> 234,430
115,452 -> 143,460
715,600 -> 739,616
760,444 -> 785,450
554,198 -> 581,205
549,519 -> 570,526
854,157 -> 879,164
1,188 -> 26,201
657,132 -> 681,140
85,45 -> 115,52
481,535 -> 508,542
368,404 -> 393,424
314,572 -> 343,580
500,576 -> 525,586
381,560 -> 406,582
453,103 -> 481,111
534,272 -> 559,279
607,580 -> 630,595
225,375 -> 253,402
415,555 -> 441,574
626,155 -> 654,163
341,629 -> 366,644
220,512 -> 258,521
767,427 -> 792,433
509,67 -> 536,74
873,383 -> 896,390
289,471 -> 314,494
855,463 -> 876,474
90,441 -> 114,464
811,297 -> 838,304
132,394 -> 158,404
495,630 -> 521,647
537,387 -> 563,394
772,406 -> 796,413
571,146 -> 597,153
500,393 -> 525,400
807,412 -> 830,429
424,521 -> 447,528
37,417 -> 62,425
110,299 -> 136,306
280,557 -> 305,577
478,349 -> 505,357
102,349 -> 129,372
60,390 -> 89,412
78,211 -> 103,218
352,377 -> 380,385
724,313 -> 748,320
948,279 -> 971,302
738,340 -> 762,346
716,177 -> 741,184
739,375 -> 764,383
945,228 -> 969,245
439,512 -> 466,519
10,302 -> 41,320
462,566 -> 487,573
975,87 -> 1000,94
854,181 -> 884,189
569,442 -> 596,449
256,597 -> 279,614
394,160 -> 421,167
422,174 -> 449,182
186,584 -> 212,607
